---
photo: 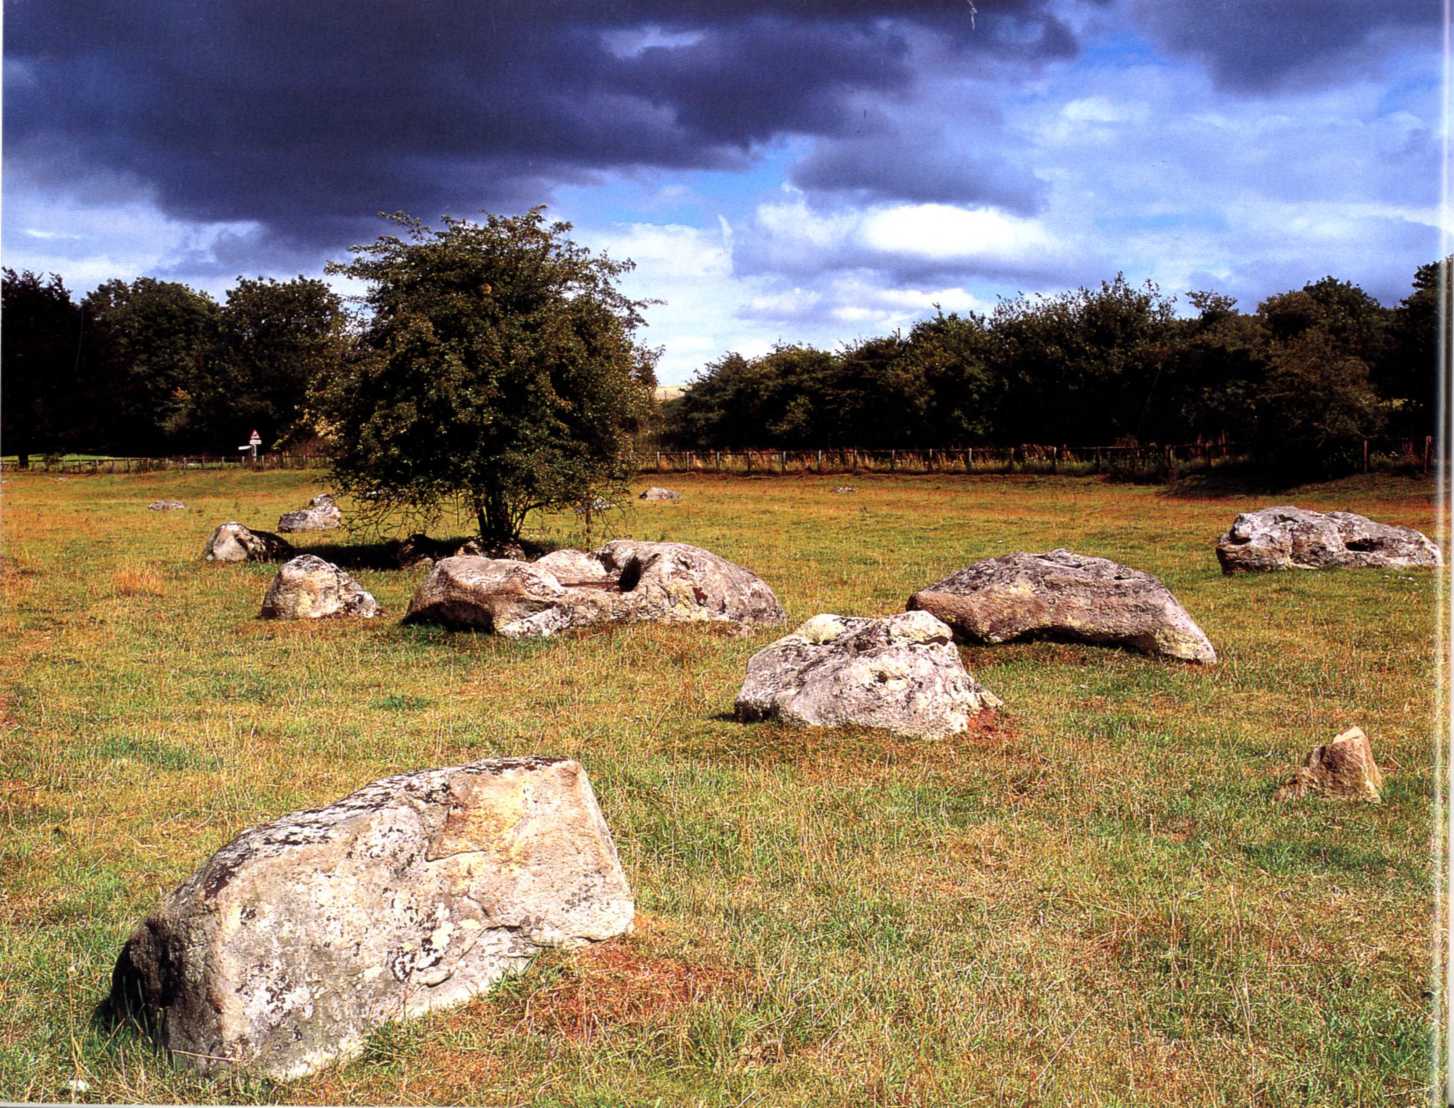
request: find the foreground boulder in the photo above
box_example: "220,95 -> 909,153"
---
107,757 -> 633,1079
259,555 -> 381,620
639,486 -> 681,502
203,522 -> 293,563
1275,727 -> 1384,802
404,540 -> 785,636
147,500 -> 187,511
735,611 -> 1001,738
1216,506 -> 1440,573
908,549 -> 1215,663
277,493 -> 342,533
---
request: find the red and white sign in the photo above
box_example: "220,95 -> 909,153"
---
248,429 -> 262,446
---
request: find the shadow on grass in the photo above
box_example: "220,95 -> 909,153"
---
1157,464 -> 1305,501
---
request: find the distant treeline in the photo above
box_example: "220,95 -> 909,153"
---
2,260 -> 1445,477
659,264 -> 1446,477
2,271 -> 348,465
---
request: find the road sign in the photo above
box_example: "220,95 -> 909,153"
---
249,429 -> 262,446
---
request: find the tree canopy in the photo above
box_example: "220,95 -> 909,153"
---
314,209 -> 657,542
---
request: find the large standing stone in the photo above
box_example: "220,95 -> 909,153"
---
403,556 -> 617,637
908,549 -> 1216,663
203,522 -> 293,563
1216,506 -> 1440,573
735,611 -> 1001,738
277,494 -> 343,533
403,540 -> 785,637
259,555 -> 381,620
1275,727 -> 1384,802
107,758 -> 633,1080
595,539 -> 786,628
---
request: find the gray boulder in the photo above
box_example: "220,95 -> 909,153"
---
259,555 -> 381,620
203,522 -> 293,563
403,540 -> 785,637
277,493 -> 342,533
735,611 -> 1001,738
148,500 -> 187,511
107,757 -> 633,1080
1216,506 -> 1440,573
639,486 -> 681,502
908,549 -> 1215,663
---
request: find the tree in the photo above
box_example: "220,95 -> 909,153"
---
1381,257 -> 1450,436
1,270 -> 84,467
316,209 -> 657,543
211,276 -> 349,449
81,277 -> 220,453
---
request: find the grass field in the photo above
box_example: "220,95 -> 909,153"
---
0,468 -> 1444,1105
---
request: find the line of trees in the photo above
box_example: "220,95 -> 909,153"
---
2,270 -> 349,465
2,254 -> 1445,480
660,264 -> 1446,476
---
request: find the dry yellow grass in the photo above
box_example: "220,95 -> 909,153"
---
0,466 -> 1442,1104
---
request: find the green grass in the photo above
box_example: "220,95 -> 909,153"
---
0,467 -> 1443,1104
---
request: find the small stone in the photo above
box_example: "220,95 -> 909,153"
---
277,494 -> 342,533
1276,727 -> 1384,802
831,486 -> 856,495
107,757 -> 633,1079
639,486 -> 681,502
908,549 -> 1215,663
1217,506 -> 1439,573
147,500 -> 187,511
203,522 -> 293,564
259,555 -> 381,620
734,610 -> 1001,738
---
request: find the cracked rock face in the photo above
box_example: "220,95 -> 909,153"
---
908,549 -> 1216,664
735,611 -> 1001,738
1276,727 -> 1384,802
639,486 -> 681,501
203,522 -> 294,563
107,758 -> 633,1080
403,540 -> 785,637
277,494 -> 342,533
259,555 -> 381,620
1216,506 -> 1439,573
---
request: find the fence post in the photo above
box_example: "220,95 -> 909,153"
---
1425,435 -> 1433,476
1051,446 -> 1058,474
1363,439 -> 1370,473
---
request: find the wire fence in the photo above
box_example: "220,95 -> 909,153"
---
7,437 -> 1433,477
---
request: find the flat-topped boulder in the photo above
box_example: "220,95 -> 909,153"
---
203,522 -> 293,563
735,611 -> 1001,738
277,493 -> 342,533
107,758 -> 633,1080
259,555 -> 381,620
403,540 -> 784,637
908,549 -> 1215,663
639,486 -> 681,502
1216,506 -> 1439,573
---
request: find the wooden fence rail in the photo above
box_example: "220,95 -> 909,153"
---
6,436 -> 1432,477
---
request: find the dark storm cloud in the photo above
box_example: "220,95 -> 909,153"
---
4,0 -> 1079,257
1128,0 -> 1439,92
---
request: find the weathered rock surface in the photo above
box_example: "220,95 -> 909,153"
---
107,757 -> 633,1079
203,522 -> 294,563
908,549 -> 1216,663
148,500 -> 187,511
259,555 -> 381,620
1276,727 -> 1384,802
277,494 -> 342,533
1216,506 -> 1440,573
735,611 -> 1001,738
639,486 -> 681,502
403,540 -> 785,637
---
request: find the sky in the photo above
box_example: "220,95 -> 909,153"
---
4,0 -> 1447,384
